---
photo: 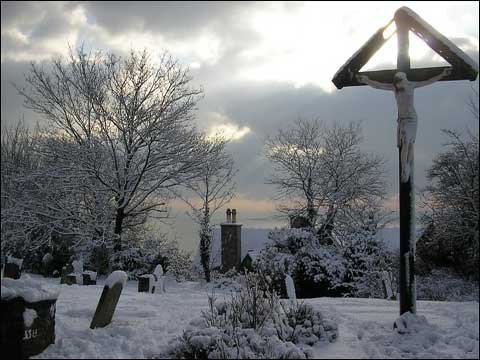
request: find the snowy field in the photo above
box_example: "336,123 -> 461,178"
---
29,274 -> 479,359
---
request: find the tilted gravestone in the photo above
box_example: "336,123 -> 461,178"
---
90,271 -> 127,329
1,277 -> 59,359
4,256 -> 24,279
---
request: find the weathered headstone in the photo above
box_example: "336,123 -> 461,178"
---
152,265 -> 165,294
90,271 -> 127,329
138,275 -> 153,293
1,277 -> 59,359
65,274 -> 78,286
381,271 -> 395,300
4,256 -> 23,279
82,271 -> 97,286
60,264 -> 74,284
285,274 -> 297,300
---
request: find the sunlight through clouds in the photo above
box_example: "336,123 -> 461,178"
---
237,1 -> 479,91
208,123 -> 251,141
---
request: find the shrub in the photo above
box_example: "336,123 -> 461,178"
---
164,272 -> 338,359
416,268 -> 479,301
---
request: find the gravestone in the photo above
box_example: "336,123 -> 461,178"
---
82,271 -> 97,286
1,277 -> 59,359
152,265 -> 165,294
60,264 -> 74,284
285,274 -> 297,300
4,256 -> 23,279
381,271 -> 395,300
138,275 -> 154,293
90,271 -> 127,329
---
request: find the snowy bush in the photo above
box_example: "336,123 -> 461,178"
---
416,268 -> 479,302
254,228 -> 393,298
109,233 -> 197,281
274,301 -> 338,345
164,272 -> 338,359
342,230 -> 395,298
209,269 -> 243,292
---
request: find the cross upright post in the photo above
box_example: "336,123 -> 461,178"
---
395,11 -> 416,315
332,5 -> 478,321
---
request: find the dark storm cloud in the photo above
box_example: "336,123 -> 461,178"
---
82,1 -> 261,41
1,1 -> 478,226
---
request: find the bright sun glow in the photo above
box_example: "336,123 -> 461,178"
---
208,123 -> 251,141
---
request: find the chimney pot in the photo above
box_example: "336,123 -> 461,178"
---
232,209 -> 237,223
226,208 -> 231,223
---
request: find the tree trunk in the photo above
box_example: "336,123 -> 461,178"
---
114,208 -> 125,252
200,206 -> 211,282
200,231 -> 211,282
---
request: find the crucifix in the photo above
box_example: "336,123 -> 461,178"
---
332,7 -> 478,316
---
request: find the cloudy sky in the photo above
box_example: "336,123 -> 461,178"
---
1,1 -> 479,252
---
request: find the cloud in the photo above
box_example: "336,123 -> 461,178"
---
204,112 -> 251,141
1,1 -> 478,250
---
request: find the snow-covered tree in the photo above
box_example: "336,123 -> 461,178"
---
420,126 -> 479,279
265,119 -> 386,240
16,47 -> 206,252
177,135 -> 237,282
265,118 -> 325,228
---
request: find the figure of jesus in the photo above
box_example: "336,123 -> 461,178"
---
356,68 -> 451,182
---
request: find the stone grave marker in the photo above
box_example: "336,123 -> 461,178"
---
138,274 -> 154,293
1,276 -> 59,359
90,271 -> 127,329
285,274 -> 297,300
381,270 -> 395,300
60,264 -> 74,284
152,265 -> 165,294
4,256 -> 23,279
82,271 -> 97,286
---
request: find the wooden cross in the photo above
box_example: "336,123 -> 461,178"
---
332,7 -> 478,316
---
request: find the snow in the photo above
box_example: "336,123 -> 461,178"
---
24,308 -> 38,327
26,273 -> 478,359
104,271 -> 128,289
7,255 -> 24,268
1,275 -> 59,302
285,274 -> 297,300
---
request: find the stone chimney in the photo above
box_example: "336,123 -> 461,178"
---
221,208 -> 242,272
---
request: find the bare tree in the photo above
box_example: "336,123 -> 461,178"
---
317,122 -> 386,243
16,47 -> 205,252
420,128 -> 479,279
265,118 -> 325,228
265,118 -> 386,243
177,135 -> 237,282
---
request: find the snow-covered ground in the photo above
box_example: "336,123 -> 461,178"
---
27,274 -> 478,359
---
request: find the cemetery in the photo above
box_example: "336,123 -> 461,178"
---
1,3 -> 479,359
